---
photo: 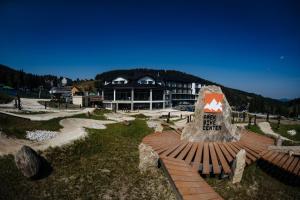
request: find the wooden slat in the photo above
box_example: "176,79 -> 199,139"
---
157,145 -> 174,155
209,143 -> 221,174
228,143 -> 251,165
222,143 -> 236,158
236,142 -> 260,159
160,142 -> 183,157
218,143 -> 233,162
262,151 -> 274,160
177,143 -> 193,160
202,142 -> 210,174
278,155 -> 290,168
287,157 -> 299,172
292,159 -> 300,175
192,142 -> 203,171
266,152 -> 280,163
184,143 -> 198,165
283,156 -> 295,170
169,142 -> 188,158
230,143 -> 252,164
213,143 -> 231,174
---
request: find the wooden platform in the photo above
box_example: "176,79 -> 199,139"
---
143,130 -> 274,175
160,157 -> 223,200
142,129 -> 300,199
261,150 -> 300,177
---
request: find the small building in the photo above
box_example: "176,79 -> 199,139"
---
49,86 -> 72,102
71,86 -> 83,96
71,86 -> 102,107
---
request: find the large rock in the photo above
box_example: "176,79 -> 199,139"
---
138,143 -> 159,172
232,149 -> 246,184
181,85 -> 240,142
14,145 -> 41,178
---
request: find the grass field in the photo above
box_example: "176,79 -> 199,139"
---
206,163 -> 300,200
245,124 -> 265,135
0,119 -> 175,200
0,113 -> 63,139
270,122 -> 300,141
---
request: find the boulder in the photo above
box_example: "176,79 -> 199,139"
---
85,111 -> 91,118
232,149 -> 246,184
138,143 -> 159,172
14,145 -> 41,178
123,120 -> 131,126
276,136 -> 282,146
181,85 -> 240,142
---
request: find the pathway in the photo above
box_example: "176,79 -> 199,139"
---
258,122 -> 290,141
0,118 -> 116,156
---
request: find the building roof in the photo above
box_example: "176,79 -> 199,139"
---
96,69 -> 212,84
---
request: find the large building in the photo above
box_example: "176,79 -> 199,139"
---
98,69 -> 209,111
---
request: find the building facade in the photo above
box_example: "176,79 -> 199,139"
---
101,73 -> 204,111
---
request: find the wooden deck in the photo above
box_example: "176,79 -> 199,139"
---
142,129 -> 300,199
160,157 -> 223,200
143,130 -> 274,175
261,150 -> 300,177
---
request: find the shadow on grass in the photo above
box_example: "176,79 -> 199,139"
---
31,155 -> 53,180
257,160 -> 300,186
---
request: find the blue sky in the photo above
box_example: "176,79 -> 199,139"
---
0,0 -> 300,99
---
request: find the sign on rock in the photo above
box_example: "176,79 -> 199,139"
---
181,85 -> 240,142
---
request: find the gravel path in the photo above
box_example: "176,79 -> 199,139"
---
258,122 -> 290,141
0,98 -> 49,109
0,118 -> 116,156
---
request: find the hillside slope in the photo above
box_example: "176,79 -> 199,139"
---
96,68 -> 297,117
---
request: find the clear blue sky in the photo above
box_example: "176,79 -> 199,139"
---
1,0 -> 300,99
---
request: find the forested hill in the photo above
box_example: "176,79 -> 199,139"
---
0,65 -> 298,117
96,69 -> 299,117
0,64 -> 71,90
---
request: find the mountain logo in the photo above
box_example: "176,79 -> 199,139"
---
204,93 -> 223,113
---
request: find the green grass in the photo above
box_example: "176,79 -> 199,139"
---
0,92 -> 14,104
270,122 -> 300,141
245,125 -> 265,135
206,163 -> 300,200
0,120 -> 175,200
0,109 -> 112,138
0,113 -> 63,139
